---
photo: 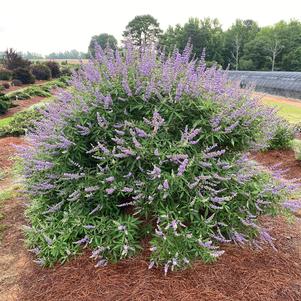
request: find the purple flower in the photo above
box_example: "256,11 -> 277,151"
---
177,158 -> 189,176
163,179 -> 169,190
147,165 -> 161,179
105,188 -> 115,195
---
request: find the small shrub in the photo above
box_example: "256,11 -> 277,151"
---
6,86 -> 51,101
21,44 -> 298,272
11,79 -> 23,86
13,68 -> 35,84
44,61 -> 61,78
0,86 -> 5,92
2,82 -> 10,89
267,120 -> 295,150
0,68 -> 12,80
30,64 -> 51,80
0,94 -> 10,115
60,67 -> 72,76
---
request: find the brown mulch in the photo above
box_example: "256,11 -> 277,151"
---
252,149 -> 301,180
0,139 -> 300,301
0,136 -> 24,170
18,217 -> 301,301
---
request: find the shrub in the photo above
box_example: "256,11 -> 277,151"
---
13,68 -> 35,84
2,48 -> 31,70
0,86 -> 5,92
21,44 -> 298,272
2,82 -> 10,89
11,79 -> 23,86
0,68 -> 12,80
60,67 -> 72,77
0,107 -> 44,137
0,94 -> 10,115
6,86 -> 51,101
30,64 -> 52,80
44,61 -> 61,78
267,120 -> 295,150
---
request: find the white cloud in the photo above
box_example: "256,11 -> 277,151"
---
1,0 -> 300,54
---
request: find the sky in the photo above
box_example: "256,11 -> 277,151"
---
1,0 -> 301,55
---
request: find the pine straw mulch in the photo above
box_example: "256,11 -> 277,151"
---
18,217 -> 301,301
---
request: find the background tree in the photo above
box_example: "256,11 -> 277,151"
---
160,18 -> 224,64
2,48 -> 31,70
88,33 -> 117,56
46,49 -> 87,59
223,19 -> 259,69
123,15 -> 162,46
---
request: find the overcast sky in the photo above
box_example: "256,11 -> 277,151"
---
1,0 -> 300,55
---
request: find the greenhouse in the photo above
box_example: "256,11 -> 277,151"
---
227,71 -> 301,99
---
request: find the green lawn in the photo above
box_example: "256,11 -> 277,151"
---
262,99 -> 301,124
0,116 -> 13,128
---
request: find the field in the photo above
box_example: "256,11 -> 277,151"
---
0,65 -> 300,301
30,58 -> 89,64
261,94 -> 301,123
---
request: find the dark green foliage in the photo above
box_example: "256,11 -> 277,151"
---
13,68 -> 35,84
88,33 -> 118,56
0,107 -> 43,137
0,94 -> 10,115
2,48 -> 31,70
267,121 -> 295,150
0,68 -> 12,80
30,64 -> 52,80
60,67 -> 72,76
123,15 -> 162,46
44,61 -> 61,78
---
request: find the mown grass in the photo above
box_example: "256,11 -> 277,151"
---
0,116 -> 13,128
262,98 -> 301,124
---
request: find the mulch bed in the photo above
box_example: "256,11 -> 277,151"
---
0,136 -> 24,170
19,217 -> 301,301
252,149 -> 301,180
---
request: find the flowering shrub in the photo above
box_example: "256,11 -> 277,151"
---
267,119 -> 295,150
21,44 -> 298,273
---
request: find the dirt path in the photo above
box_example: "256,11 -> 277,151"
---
259,93 -> 301,108
0,140 -> 300,301
0,137 -> 28,301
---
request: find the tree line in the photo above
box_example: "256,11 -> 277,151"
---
3,15 -> 301,71
90,15 -> 301,72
